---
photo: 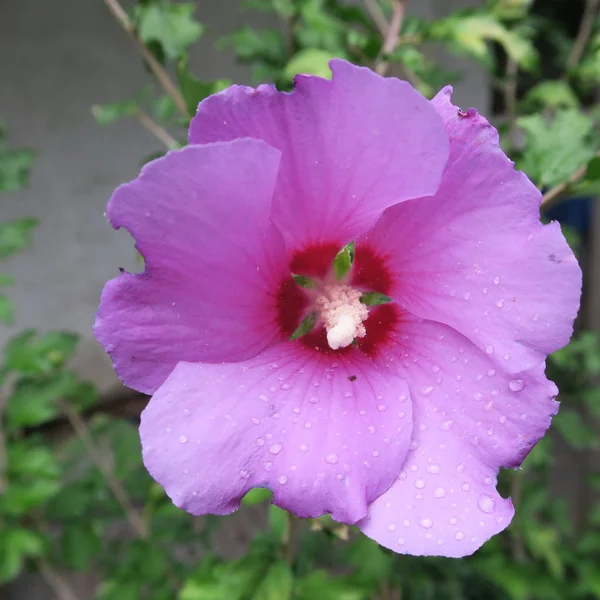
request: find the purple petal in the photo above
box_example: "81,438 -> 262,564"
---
361,87 -> 581,374
359,316 -> 557,557
94,139 -> 288,394
140,342 -> 413,524
189,60 -> 449,248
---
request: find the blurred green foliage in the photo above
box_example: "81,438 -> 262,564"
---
2,0 -> 600,598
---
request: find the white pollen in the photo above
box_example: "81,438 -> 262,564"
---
316,285 -> 369,350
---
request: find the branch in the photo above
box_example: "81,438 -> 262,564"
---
375,1 -> 409,76
36,558 -> 79,600
103,0 -> 188,117
567,0 -> 600,70
541,149 -> 600,209
504,58 -> 519,147
136,109 -> 179,149
56,398 -> 148,539
364,0 -> 388,37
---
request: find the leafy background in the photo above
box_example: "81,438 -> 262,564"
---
2,0 -> 600,598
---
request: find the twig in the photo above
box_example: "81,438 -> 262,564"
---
504,58 -> 519,148
103,0 -> 187,116
36,558 -> 79,600
375,1 -> 409,76
567,0 -> 600,70
509,472 -> 527,563
364,0 -> 388,37
541,149 -> 600,209
56,398 -> 148,539
136,109 -> 179,149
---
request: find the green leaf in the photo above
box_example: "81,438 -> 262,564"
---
91,101 -> 137,126
5,371 -> 77,428
0,273 -> 15,285
522,81 -> 580,111
253,561 -> 293,600
0,527 -> 45,583
0,125 -> 35,192
242,487 -> 273,506
292,274 -> 316,288
4,329 -> 79,374
284,49 -> 336,79
290,312 -> 317,340
517,110 -> 596,188
333,241 -> 354,280
0,218 -> 38,259
219,27 -> 286,66
431,12 -> 537,71
136,3 -> 204,61
7,441 -> 59,479
152,95 -> 176,121
0,479 -> 61,515
584,156 -> 600,181
268,505 -> 288,542
177,58 -> 232,117
553,408 -> 597,450
62,525 -> 102,571
0,294 -> 14,325
360,292 -> 392,306
294,571 -> 368,600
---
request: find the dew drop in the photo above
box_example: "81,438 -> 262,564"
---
397,537 -> 405,545
183,409 -> 191,416
281,383 -> 290,390
420,517 -> 433,529
179,435 -> 188,444
278,475 -> 288,485
299,443 -> 308,452
269,444 -> 282,455
485,345 -> 494,355
450,517 -> 458,525
499,415 -> 507,424
434,487 -> 446,498
387,524 -> 396,532
461,483 -> 471,492
325,453 -> 339,464
415,478 -> 426,489
256,438 -> 264,447
457,463 -> 465,473
420,385 -> 434,397
308,396 -> 319,404
478,494 -> 496,514
493,276 -> 500,285
509,379 -> 526,392
496,299 -> 504,308
440,419 -> 454,431
240,469 -> 250,479
455,531 -> 465,541
377,404 -> 387,412
427,464 -> 441,474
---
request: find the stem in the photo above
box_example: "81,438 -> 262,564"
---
56,398 -> 148,539
509,471 -> 527,563
364,0 -> 388,37
136,109 -> 179,149
504,58 -> 518,148
284,511 -> 295,565
36,558 -> 79,600
541,149 -> 600,209
567,0 -> 600,70
375,1 -> 408,76
103,0 -> 188,117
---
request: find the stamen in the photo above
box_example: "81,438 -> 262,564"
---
316,285 -> 369,350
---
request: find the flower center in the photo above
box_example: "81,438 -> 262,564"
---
315,284 -> 369,350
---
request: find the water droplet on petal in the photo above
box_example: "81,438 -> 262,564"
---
478,494 -> 496,514
455,531 -> 465,541
387,524 -> 396,532
509,379 -> 526,392
397,537 -> 405,545
462,483 -> 471,492
299,443 -> 308,452
278,475 -> 288,485
377,404 -> 387,412
493,276 -> 500,285
269,444 -> 282,455
440,420 -> 454,431
183,409 -> 191,416
420,385 -> 434,397
496,299 -> 504,308
308,396 -> 319,404
325,453 -> 339,464
485,345 -> 494,355
434,487 -> 446,498
420,517 -> 433,529
427,464 -> 441,474
415,478 -> 425,489
240,470 -> 250,479
179,435 -> 188,444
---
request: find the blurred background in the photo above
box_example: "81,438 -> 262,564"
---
1,0 -> 600,598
